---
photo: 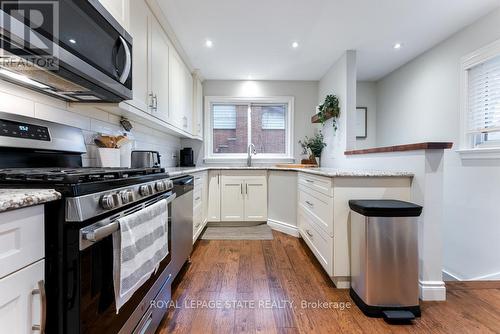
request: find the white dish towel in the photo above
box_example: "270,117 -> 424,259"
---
113,198 -> 169,313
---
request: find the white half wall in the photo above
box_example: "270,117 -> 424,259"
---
374,7 -> 500,281
318,50 -> 446,300
318,50 -> 357,167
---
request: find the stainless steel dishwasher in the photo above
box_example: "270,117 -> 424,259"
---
170,175 -> 194,279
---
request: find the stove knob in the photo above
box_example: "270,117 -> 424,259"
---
139,185 -> 151,196
155,181 -> 166,192
119,190 -> 134,204
100,194 -> 116,210
164,180 -> 173,190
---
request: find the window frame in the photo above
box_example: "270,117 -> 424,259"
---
459,39 -> 500,159
204,96 -> 294,162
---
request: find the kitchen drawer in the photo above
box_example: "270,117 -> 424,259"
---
0,206 -> 44,279
193,189 -> 203,208
298,208 -> 333,276
298,173 -> 333,197
193,172 -> 206,189
298,185 -> 333,236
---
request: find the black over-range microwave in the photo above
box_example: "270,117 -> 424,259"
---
0,0 -> 132,102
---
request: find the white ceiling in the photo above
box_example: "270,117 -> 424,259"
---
158,0 -> 500,81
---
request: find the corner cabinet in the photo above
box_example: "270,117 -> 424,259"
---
169,49 -> 193,135
220,171 -> 267,222
192,74 -> 203,140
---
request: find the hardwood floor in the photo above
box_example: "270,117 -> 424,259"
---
157,230 -> 500,334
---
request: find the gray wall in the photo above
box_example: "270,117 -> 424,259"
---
374,7 -> 500,280
356,82 -> 377,149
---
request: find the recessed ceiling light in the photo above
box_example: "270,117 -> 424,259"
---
205,39 -> 213,48
292,42 -> 299,48
69,38 -> 76,44
393,43 -> 402,50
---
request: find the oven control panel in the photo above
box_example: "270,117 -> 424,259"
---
0,118 -> 51,141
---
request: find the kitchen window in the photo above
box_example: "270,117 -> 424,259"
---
459,39 -> 500,159
205,97 -> 294,161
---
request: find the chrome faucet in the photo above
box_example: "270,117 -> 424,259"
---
247,143 -> 256,167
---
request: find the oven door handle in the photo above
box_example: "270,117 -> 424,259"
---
79,193 -> 175,250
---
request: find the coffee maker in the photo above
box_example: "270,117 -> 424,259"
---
180,148 -> 195,167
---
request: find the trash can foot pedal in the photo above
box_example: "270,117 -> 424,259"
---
382,310 -> 415,323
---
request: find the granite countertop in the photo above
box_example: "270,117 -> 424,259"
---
0,189 -> 62,213
164,166 -> 414,178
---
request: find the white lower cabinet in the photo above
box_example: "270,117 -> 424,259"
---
192,171 -> 208,242
220,172 -> 267,222
220,175 -> 245,221
207,171 -> 221,222
0,260 -> 45,334
0,205 -> 45,334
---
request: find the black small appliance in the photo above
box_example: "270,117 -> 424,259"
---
180,148 -> 195,167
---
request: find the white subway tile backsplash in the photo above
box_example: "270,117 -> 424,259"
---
35,103 -> 91,130
0,91 -> 34,117
0,79 -> 182,168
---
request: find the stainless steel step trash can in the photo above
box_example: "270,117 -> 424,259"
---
348,200 -> 423,322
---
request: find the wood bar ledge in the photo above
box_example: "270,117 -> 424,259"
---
345,142 -> 453,155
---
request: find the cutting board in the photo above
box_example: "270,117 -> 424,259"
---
274,164 -> 317,168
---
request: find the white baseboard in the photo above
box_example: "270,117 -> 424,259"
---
442,269 -> 461,281
442,269 -> 500,281
267,219 -> 299,237
471,271 -> 500,280
419,280 -> 446,301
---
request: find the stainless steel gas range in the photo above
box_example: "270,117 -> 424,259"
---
0,112 -> 191,334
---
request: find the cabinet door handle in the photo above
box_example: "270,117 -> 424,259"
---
153,95 -> 158,110
217,175 -> 219,185
305,179 -> 314,183
32,280 -> 46,333
305,200 -> 314,207
195,196 -> 201,201
240,183 -> 243,195
306,229 -> 313,237
148,93 -> 155,110
245,183 -> 248,195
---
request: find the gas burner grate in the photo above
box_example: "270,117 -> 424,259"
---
0,167 -> 166,184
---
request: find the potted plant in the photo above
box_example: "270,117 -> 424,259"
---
317,94 -> 340,129
299,131 -> 327,166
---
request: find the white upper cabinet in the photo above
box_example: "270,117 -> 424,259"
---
149,16 -> 170,122
192,74 -> 203,139
119,0 -> 196,138
169,48 -> 193,135
98,0 -> 130,30
127,0 -> 149,111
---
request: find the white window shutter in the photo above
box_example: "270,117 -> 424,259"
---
468,55 -> 500,134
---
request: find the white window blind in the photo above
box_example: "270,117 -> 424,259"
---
468,54 -> 500,134
260,105 -> 286,130
213,105 -> 236,129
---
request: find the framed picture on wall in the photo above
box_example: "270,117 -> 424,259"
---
356,107 -> 367,139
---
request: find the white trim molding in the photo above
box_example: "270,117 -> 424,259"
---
419,280 -> 446,301
457,147 -> 500,160
204,96 -> 295,162
267,219 -> 299,237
